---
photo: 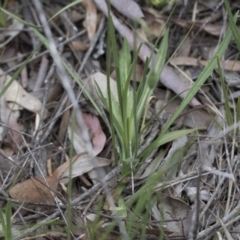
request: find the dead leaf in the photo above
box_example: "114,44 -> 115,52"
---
157,196 -> 192,236
53,153 -> 112,184
0,47 -> 16,63
0,68 -> 42,112
223,71 -> 240,88
110,0 -> 144,20
9,176 -> 58,204
82,113 -> 106,156
148,19 -> 165,38
201,23 -> 224,36
164,16 -> 226,36
82,0 -> 97,41
177,36 -> 191,57
67,111 -> 107,156
155,96 -> 211,129
87,71 -> 119,103
170,57 -> 240,72
71,41 -> 89,51
69,10 -> 85,22
0,99 -> 23,152
185,187 -> 211,203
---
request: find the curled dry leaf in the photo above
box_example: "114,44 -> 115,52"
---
53,153 -> 112,184
71,41 -> 90,51
0,19 -> 24,48
87,71 -> 119,102
82,113 -> 106,156
157,196 -> 192,236
0,99 -> 23,152
185,187 -> 211,203
9,176 -> 58,204
0,68 -> 42,112
68,111 -> 106,156
82,0 -> 97,41
110,0 -> 144,20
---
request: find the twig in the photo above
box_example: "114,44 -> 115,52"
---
77,16 -> 106,75
34,55 -> 49,91
0,30 -> 86,77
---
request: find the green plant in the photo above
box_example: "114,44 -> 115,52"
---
0,201 -> 12,240
95,13 -> 196,175
0,0 -> 8,27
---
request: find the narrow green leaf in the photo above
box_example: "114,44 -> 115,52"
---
160,18 -> 234,137
137,30 -> 169,122
47,0 -> 82,23
0,209 -> 6,239
119,38 -> 131,86
139,128 -> 196,158
5,201 -> 12,240
0,8 -> 38,28
224,1 -> 240,52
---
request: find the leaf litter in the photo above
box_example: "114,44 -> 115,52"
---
0,0 -> 240,239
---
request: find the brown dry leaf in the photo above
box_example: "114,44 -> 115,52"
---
110,0 -> 144,20
69,10 -> 85,22
166,17 -> 225,37
82,113 -> 106,156
0,99 -> 24,152
177,36 -> 191,57
141,7 -> 165,39
82,0 -> 97,41
71,41 -> 90,51
148,19 -> 165,38
53,153 -> 112,184
87,71 -> 119,102
0,68 -> 42,112
9,176 -> 58,204
143,6 -> 163,19
170,57 -> 240,72
157,196 -> 192,236
155,97 -> 211,129
0,47 -> 16,63
67,111 -> 106,156
185,187 -> 211,203
0,19 -> 24,48
202,24 -> 224,36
